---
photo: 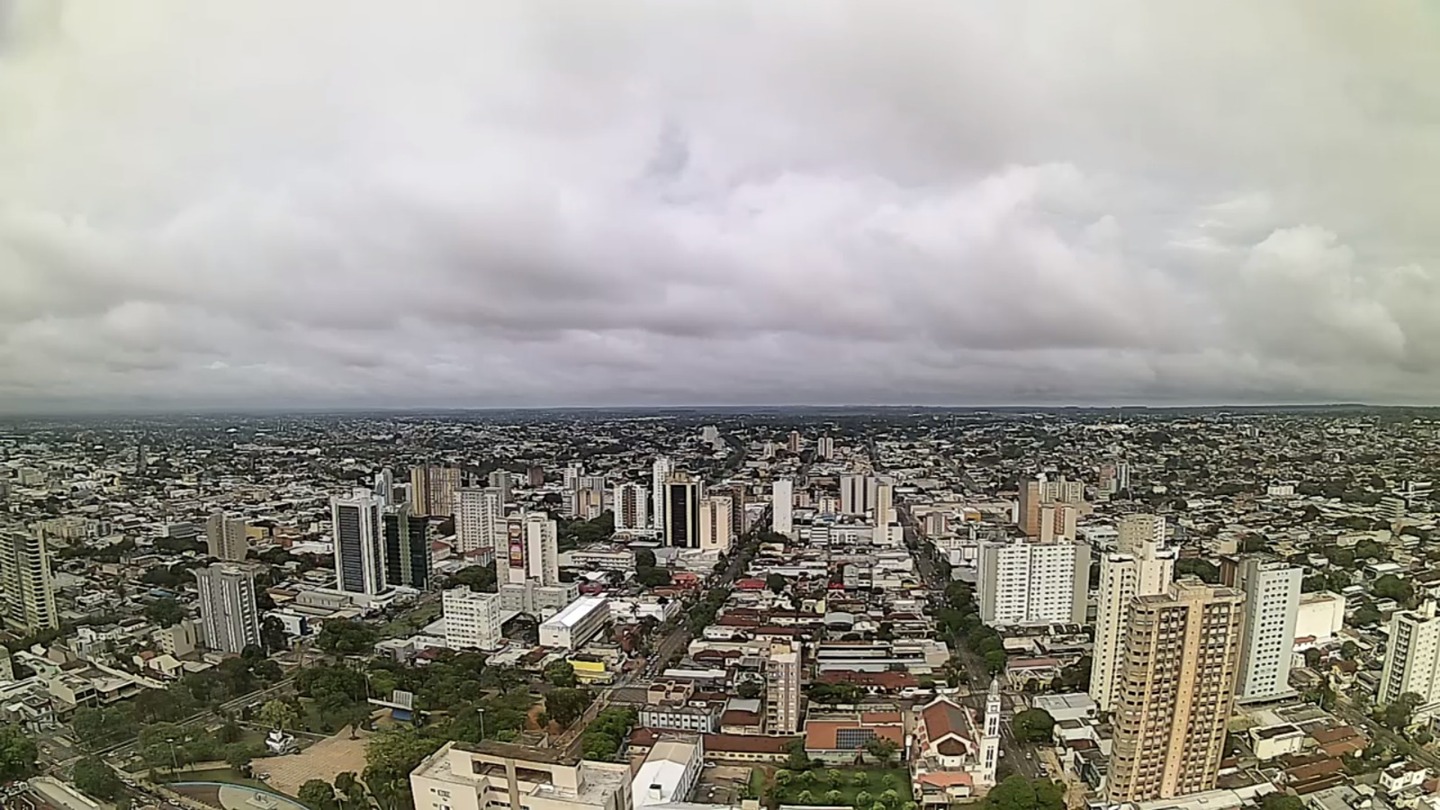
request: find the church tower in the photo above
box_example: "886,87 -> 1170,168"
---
979,678 -> 1001,786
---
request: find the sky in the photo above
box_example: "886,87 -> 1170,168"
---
2,1 -> 1439,412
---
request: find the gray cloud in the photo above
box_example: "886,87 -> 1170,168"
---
1,0 -> 1439,412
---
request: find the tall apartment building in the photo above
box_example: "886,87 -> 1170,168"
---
664,473 -> 701,548
816,436 -> 835,460
1038,503 -> 1079,542
573,486 -> 606,521
1107,581 -> 1246,803
331,490 -> 387,595
709,483 -> 748,536
503,513 -> 559,586
1090,514 -> 1177,712
194,563 -> 262,654
699,495 -> 734,552
766,640 -> 802,735
839,474 -> 876,516
410,465 -> 463,517
1379,601 -> 1440,715
0,529 -> 58,632
486,470 -> 512,502
612,483 -> 648,531
1235,558 -> 1301,701
652,456 -> 673,531
443,587 -> 503,650
874,479 -> 895,528
455,487 -> 506,556
205,512 -> 249,561
382,504 -> 431,590
772,478 -> 794,538
976,539 -> 1089,626
1017,475 -> 1085,537
786,431 -> 802,454
563,463 -> 584,492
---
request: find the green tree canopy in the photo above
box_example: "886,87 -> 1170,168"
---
1012,708 -> 1056,743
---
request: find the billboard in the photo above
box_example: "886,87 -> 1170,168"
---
507,519 -> 525,570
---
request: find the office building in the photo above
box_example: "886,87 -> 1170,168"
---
205,512 -> 249,562
976,539 -> 1089,626
766,640 -> 802,735
613,483 -> 649,531
1235,558 -> 1301,701
539,595 -> 611,650
651,457 -> 673,531
455,487 -> 506,557
699,495 -> 733,553
194,563 -> 262,654
443,588 -> 503,651
772,478 -> 794,538
0,529 -> 58,632
1379,601 -> 1440,716
410,739 -> 632,810
503,513 -> 559,586
410,465 -> 463,517
1107,581 -> 1246,803
1090,513 -> 1176,712
663,473 -> 701,549
839,474 -> 876,516
383,504 -> 431,590
331,490 -> 387,595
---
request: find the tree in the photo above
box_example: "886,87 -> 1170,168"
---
1261,795 -> 1303,810
364,727 -> 443,809
546,661 -> 578,689
72,757 -> 122,800
864,737 -> 900,766
855,790 -> 873,808
826,791 -> 844,804
737,680 -> 763,699
259,699 -> 299,731
545,688 -> 593,728
1379,692 -> 1423,731
225,743 -> 253,773
144,597 -> 185,628
766,573 -> 787,594
299,778 -> 338,810
1353,603 -> 1383,627
785,739 -> 812,771
1373,574 -> 1413,604
1012,708 -> 1056,743
317,619 -> 379,656
635,549 -> 657,569
1174,558 -> 1220,584
984,649 -> 1008,674
0,724 -> 39,782
775,770 -> 795,788
449,565 -> 498,593
262,616 -> 289,654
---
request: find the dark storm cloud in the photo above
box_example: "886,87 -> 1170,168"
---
1,0 -> 1439,411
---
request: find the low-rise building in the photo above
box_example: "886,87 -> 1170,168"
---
411,740 -> 631,810
540,596 -> 611,651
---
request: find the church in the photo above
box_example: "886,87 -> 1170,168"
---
910,680 -> 1003,807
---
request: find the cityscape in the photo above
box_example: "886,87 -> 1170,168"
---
0,408 -> 1439,810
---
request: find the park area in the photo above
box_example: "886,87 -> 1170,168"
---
757,767 -> 914,809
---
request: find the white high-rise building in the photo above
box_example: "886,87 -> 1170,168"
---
563,463 -> 584,492
194,563 -> 261,654
873,479 -> 895,543
839,474 -> 875,516
652,457 -> 673,531
766,640 -> 801,734
503,513 -> 559,586
0,529 -> 58,632
443,588 -> 503,650
771,479 -> 794,538
976,539 -> 1089,626
699,495 -> 734,552
613,483 -> 648,531
1379,601 -> 1440,718
816,436 -> 835,460
454,487 -> 506,556
1090,514 -> 1177,712
1235,558 -> 1301,701
331,489 -> 387,595
205,512 -> 249,562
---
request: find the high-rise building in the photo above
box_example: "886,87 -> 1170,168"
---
193,563 -> 261,654
839,474 -> 876,516
709,483 -> 748,536
766,640 -> 801,735
383,504 -> 431,590
816,436 -> 835,460
455,487 -> 506,556
771,479 -> 794,538
503,513 -> 559,586
572,486 -> 605,520
1090,513 -> 1177,712
652,457 -> 673,531
786,431 -> 802,454
331,490 -> 387,595
527,465 -> 545,488
1235,558 -> 1301,701
873,479 -> 895,543
410,465 -> 463,517
979,679 -> 1002,785
486,470 -> 512,500
1107,581 -> 1246,803
205,511 -> 249,562
1016,478 -> 1043,537
443,587 -> 503,650
613,483 -> 649,531
1379,601 -> 1440,715
563,463 -> 584,492
664,473 -> 701,549
373,467 -> 396,505
976,539 -> 1089,626
699,495 -> 734,552
1038,503 -> 1079,542
0,529 -> 58,632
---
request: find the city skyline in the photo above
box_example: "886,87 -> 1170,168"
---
2,1 -> 1439,411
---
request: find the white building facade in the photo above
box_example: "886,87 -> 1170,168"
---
976,539 -> 1089,627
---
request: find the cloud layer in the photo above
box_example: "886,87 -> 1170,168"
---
2,0 -> 1439,411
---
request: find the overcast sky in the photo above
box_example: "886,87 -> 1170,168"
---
2,1 -> 1439,412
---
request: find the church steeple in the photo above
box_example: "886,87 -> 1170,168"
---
979,678 -> 1001,785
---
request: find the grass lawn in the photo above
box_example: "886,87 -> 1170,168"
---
773,767 -> 911,806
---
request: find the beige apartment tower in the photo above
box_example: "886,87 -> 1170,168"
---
206,512 -> 249,561
410,465 -> 463,517
1089,513 -> 1177,712
1107,580 -> 1246,803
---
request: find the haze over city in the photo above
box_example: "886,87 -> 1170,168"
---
2,1 -> 1439,412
